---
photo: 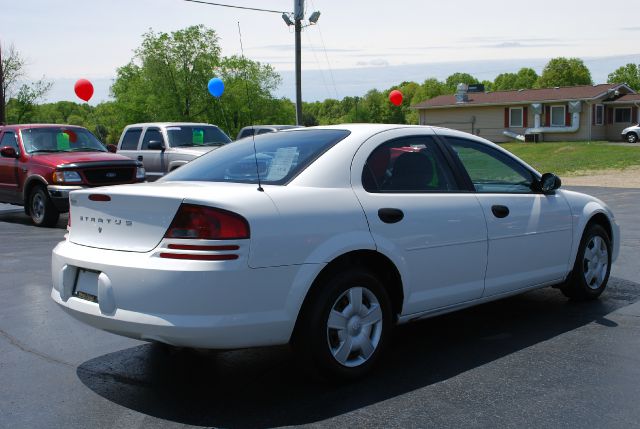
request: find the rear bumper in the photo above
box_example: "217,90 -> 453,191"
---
51,239 -> 307,349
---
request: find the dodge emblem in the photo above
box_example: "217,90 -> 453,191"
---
106,172 -> 117,178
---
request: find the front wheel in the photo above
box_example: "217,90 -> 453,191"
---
561,224 -> 611,300
294,269 -> 393,380
29,185 -> 60,227
627,132 -> 638,144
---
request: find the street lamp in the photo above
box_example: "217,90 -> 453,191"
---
282,1 -> 321,125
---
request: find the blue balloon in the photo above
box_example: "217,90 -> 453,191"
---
208,77 -> 224,98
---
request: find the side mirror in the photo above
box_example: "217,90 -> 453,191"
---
0,146 -> 19,159
106,144 -> 117,153
147,140 -> 164,150
539,172 -> 561,193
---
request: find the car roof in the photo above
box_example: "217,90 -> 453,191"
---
0,124 -> 87,130
124,122 -> 219,128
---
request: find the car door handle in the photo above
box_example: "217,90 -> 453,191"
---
378,208 -> 404,224
491,205 -> 510,218
137,155 -> 143,161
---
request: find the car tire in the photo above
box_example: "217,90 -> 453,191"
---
560,224 -> 611,301
294,268 -> 393,381
29,185 -> 60,227
627,132 -> 638,144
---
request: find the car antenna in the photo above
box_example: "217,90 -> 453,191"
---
238,21 -> 263,192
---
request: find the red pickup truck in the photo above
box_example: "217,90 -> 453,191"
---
0,124 -> 144,226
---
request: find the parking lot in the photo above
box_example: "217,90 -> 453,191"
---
1,186 -> 640,429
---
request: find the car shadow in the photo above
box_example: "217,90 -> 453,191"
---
76,277 -> 640,428
0,210 -> 67,228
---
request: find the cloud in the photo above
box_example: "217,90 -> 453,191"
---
259,44 -> 361,53
356,59 -> 390,67
621,26 -> 640,31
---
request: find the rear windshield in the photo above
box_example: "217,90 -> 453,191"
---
161,129 -> 350,185
20,127 -> 106,154
166,125 -> 231,147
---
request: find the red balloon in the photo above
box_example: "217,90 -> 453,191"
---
389,89 -> 403,106
74,79 -> 94,102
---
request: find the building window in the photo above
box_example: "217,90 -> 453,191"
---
615,108 -> 632,123
509,107 -> 523,127
595,105 -> 604,126
550,105 -> 566,127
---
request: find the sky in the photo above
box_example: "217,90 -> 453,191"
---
2,0 -> 639,103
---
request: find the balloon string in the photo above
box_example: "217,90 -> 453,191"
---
217,98 -> 231,135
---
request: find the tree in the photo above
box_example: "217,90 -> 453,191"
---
111,25 -> 288,137
445,73 -> 479,93
537,57 -> 592,88
6,79 -> 53,123
607,63 -> 640,91
492,68 -> 538,91
1,43 -> 52,124
493,72 -> 518,91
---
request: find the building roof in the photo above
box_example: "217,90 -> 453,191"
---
413,83 -> 634,109
606,93 -> 640,104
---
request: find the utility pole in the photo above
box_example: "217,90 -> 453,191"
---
293,0 -> 304,125
0,41 -> 5,125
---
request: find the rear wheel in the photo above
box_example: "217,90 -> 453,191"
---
294,269 -> 393,380
561,224 -> 611,300
29,185 -> 60,227
627,132 -> 638,144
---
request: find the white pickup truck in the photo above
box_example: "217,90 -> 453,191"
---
116,122 -> 231,181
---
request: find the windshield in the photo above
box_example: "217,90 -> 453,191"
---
21,127 -> 106,154
161,129 -> 350,185
166,125 -> 231,147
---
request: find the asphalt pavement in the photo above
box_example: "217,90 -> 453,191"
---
1,187 -> 639,429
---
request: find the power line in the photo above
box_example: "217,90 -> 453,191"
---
182,0 -> 287,14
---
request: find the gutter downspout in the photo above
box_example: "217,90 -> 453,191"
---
525,100 -> 582,135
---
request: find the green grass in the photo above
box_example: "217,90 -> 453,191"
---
500,141 -> 640,175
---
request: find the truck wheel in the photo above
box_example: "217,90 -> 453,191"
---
29,186 -> 60,227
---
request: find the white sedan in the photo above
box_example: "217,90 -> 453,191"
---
51,124 -> 619,379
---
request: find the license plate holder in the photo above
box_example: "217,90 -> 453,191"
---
73,269 -> 99,303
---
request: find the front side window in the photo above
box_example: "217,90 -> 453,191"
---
615,108 -> 632,123
595,105 -> 604,126
20,127 -> 106,154
166,125 -> 231,148
120,128 -> 142,150
141,128 -> 164,150
509,107 -> 523,128
550,106 -> 566,127
447,137 -> 535,193
0,132 -> 19,152
362,136 -> 456,193
162,129 -> 350,185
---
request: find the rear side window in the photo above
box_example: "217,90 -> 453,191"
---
162,129 -> 350,185
362,136 -> 457,192
141,128 -> 163,150
120,128 -> 141,150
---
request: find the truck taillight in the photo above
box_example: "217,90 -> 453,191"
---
163,204 -> 250,240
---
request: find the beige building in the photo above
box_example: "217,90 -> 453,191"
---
413,83 -> 640,143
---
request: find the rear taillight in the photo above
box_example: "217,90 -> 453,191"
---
164,204 -> 250,240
